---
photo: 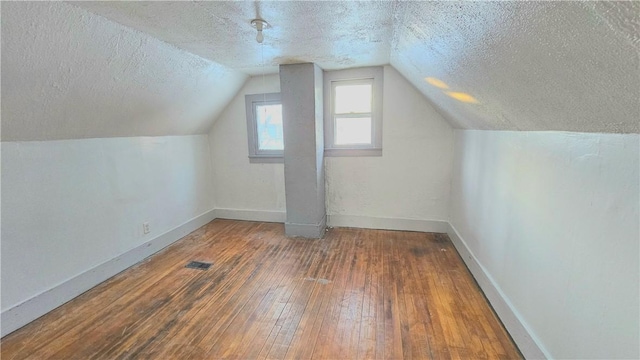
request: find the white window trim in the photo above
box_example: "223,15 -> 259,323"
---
324,67 -> 383,157
245,92 -> 283,163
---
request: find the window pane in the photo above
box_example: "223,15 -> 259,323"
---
256,104 -> 284,150
334,84 -> 372,114
335,117 -> 372,145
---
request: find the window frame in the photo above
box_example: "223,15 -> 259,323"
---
324,67 -> 383,157
245,92 -> 284,163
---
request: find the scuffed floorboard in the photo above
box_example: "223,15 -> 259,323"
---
1,219 -> 521,359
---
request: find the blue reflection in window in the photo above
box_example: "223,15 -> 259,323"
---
256,104 -> 284,150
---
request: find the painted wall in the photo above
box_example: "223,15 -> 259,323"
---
1,2 -> 246,141
450,130 -> 639,359
326,66 -> 453,222
210,66 -> 454,223
1,135 -> 214,312
208,74 -> 286,215
281,63 -> 326,238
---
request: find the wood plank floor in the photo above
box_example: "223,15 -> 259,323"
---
1,219 -> 522,359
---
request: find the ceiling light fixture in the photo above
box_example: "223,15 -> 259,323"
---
251,18 -> 269,44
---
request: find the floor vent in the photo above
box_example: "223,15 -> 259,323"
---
185,261 -> 212,270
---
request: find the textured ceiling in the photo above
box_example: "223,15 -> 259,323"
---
3,1 -> 639,140
72,1 -> 640,134
73,1 -> 396,75
391,1 -> 640,133
1,2 -> 247,141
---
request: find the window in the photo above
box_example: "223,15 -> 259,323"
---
324,67 -> 383,156
245,93 -> 284,163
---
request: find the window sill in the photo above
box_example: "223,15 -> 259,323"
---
249,155 -> 284,164
324,148 -> 382,157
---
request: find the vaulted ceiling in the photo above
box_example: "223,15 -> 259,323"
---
2,1 -> 638,141
1,2 -> 247,141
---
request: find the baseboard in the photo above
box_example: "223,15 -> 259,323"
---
0,209 -> 217,337
214,208 -> 286,223
285,215 -> 327,238
1,209 -> 550,359
327,214 -> 449,233
447,223 -> 549,359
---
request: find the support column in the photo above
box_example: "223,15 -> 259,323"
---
280,63 -> 326,238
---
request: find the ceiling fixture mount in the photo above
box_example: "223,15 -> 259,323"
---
250,18 -> 269,44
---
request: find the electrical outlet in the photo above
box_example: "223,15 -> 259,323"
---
143,222 -> 150,234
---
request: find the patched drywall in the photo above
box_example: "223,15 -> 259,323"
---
209,75 -> 286,213
73,1 -> 395,75
450,130 -> 639,359
1,135 -> 214,312
391,2 -> 639,133
1,2 -> 247,141
326,66 -> 453,221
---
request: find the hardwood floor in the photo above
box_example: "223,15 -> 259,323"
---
1,219 -> 522,359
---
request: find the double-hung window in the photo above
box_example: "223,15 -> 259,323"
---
324,67 -> 383,156
245,93 -> 284,163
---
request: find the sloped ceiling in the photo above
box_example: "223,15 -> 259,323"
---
73,1 -> 640,134
1,2 -> 247,141
3,2 -> 639,141
391,2 -> 639,133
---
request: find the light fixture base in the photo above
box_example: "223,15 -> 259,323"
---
250,19 -> 270,30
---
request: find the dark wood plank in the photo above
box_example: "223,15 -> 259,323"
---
382,232 -> 405,359
1,219 -> 523,360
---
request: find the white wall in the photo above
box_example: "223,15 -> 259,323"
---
208,74 -> 286,217
450,130 -> 639,359
1,135 -> 214,312
209,67 -> 454,224
326,66 -> 453,222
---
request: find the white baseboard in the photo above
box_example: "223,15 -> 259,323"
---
214,208 -> 286,223
447,223 -> 549,359
327,214 -> 449,233
2,209 -> 548,360
285,215 -> 327,238
0,209 -> 217,337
